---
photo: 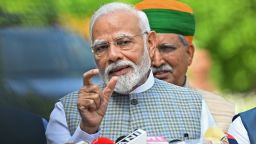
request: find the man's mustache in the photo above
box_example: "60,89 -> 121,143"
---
151,64 -> 173,73
105,60 -> 134,77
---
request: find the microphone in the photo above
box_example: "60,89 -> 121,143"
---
116,135 -> 127,143
92,137 -> 115,144
116,129 -> 147,144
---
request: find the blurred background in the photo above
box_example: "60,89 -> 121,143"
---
0,0 -> 255,119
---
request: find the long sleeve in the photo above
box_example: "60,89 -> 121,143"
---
45,102 -> 100,144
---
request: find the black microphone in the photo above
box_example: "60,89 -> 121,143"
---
116,135 -> 127,143
116,129 -> 147,144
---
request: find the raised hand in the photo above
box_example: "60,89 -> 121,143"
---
77,69 -> 118,134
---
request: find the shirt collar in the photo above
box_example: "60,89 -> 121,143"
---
130,70 -> 154,94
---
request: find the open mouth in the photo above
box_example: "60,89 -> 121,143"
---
109,65 -> 131,77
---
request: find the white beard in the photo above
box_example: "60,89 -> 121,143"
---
99,40 -> 151,94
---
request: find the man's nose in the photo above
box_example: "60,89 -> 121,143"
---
151,49 -> 165,67
107,42 -> 123,63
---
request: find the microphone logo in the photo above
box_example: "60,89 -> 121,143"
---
116,129 -> 147,144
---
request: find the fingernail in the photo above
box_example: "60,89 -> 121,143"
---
94,69 -> 99,73
112,76 -> 118,81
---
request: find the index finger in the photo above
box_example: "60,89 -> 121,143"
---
102,76 -> 118,99
83,69 -> 99,86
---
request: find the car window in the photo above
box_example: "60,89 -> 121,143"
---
0,28 -> 96,76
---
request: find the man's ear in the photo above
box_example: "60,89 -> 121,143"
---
187,44 -> 195,66
147,31 -> 157,60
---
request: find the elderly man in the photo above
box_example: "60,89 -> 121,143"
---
135,0 -> 235,132
46,2 -> 214,144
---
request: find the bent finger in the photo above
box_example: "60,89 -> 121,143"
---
83,69 -> 99,86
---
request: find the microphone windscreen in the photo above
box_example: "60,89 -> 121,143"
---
92,137 -> 115,144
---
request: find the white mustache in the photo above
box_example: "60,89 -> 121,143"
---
151,64 -> 173,73
105,60 -> 134,77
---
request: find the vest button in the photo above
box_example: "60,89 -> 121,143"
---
130,99 -> 138,105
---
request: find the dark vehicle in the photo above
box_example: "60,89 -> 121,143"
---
0,27 -> 100,108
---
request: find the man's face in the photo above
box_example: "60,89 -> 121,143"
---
151,33 -> 194,86
91,11 -> 153,94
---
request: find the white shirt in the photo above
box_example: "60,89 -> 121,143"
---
46,72 -> 215,144
228,116 -> 250,144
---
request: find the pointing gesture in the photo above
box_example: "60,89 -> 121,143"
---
78,69 -> 118,134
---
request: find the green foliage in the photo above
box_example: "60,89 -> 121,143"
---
0,0 -> 139,25
56,0 -> 141,18
180,0 -> 256,93
0,0 -> 58,26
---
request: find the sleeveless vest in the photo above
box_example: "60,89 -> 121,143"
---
60,79 -> 202,142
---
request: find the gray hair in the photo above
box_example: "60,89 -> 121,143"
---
89,2 -> 150,42
178,34 -> 189,47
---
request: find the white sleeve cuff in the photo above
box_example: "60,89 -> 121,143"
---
201,99 -> 216,137
68,126 -> 101,143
